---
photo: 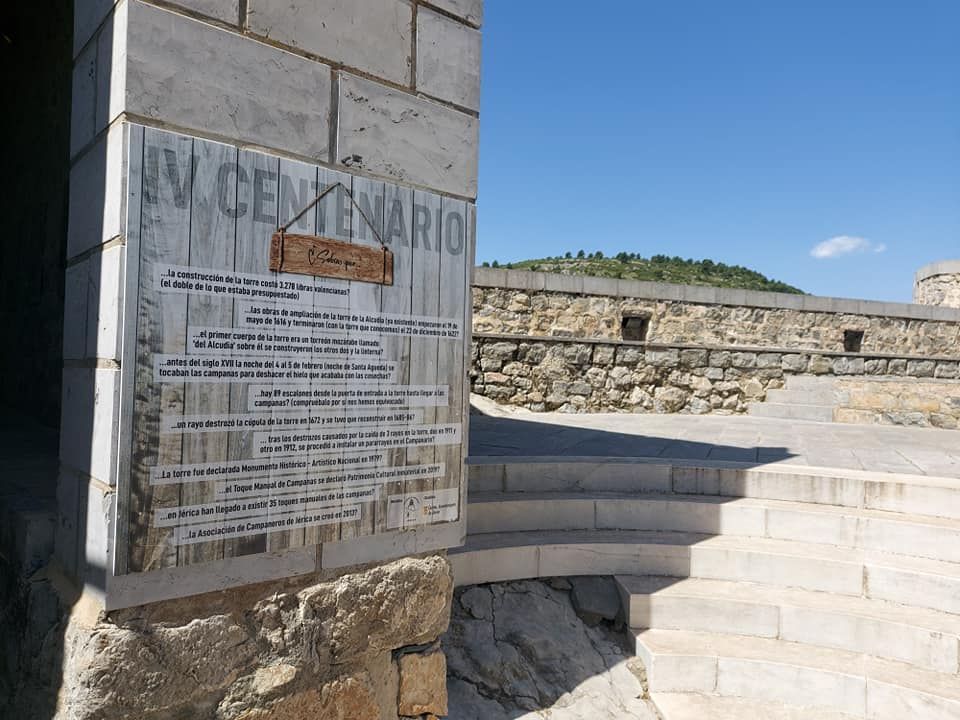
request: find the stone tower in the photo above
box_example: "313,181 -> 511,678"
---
915,260 -> 960,308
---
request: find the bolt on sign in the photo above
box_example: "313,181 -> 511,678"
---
114,125 -> 472,587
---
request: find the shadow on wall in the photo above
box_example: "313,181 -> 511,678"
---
0,0 -> 115,717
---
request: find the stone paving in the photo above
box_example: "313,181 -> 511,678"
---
469,396 -> 960,478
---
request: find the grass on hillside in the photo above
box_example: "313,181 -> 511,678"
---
479,252 -> 804,295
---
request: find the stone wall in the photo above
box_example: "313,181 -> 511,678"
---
473,271 -> 960,356
5,556 -> 453,719
834,378 -> 960,430
470,268 -> 960,418
471,335 -> 960,416
915,260 -> 960,309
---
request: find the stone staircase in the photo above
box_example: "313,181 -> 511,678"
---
453,459 -> 960,719
748,375 -> 845,422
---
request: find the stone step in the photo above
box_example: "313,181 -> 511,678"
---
764,388 -> 844,405
785,376 -> 843,392
651,693 -> 859,720
467,459 -> 960,520
467,493 -> 960,564
450,530 -> 960,614
615,575 -> 960,674
634,629 -> 960,718
748,402 -> 836,422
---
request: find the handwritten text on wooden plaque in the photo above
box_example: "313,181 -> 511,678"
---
269,232 -> 394,285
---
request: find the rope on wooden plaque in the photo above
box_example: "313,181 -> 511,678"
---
277,181 -> 386,248
269,181 -> 393,285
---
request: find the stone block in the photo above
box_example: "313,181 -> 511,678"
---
71,41 -> 98,154
930,413 -> 958,430
62,246 -> 125,361
425,0 -> 483,26
469,498 -> 594,534
679,348 -> 708,367
467,463 -> 504,493
935,362 -> 959,379
708,351 -> 731,368
95,1 -> 126,132
646,349 -> 679,368
781,354 -> 807,372
127,2 -> 331,160
887,358 -> 907,375
398,649 -> 447,717
74,0 -> 117,57
80,480 -> 115,591
55,469 -> 82,577
86,245 -> 125,360
63,262 -> 88,361
417,7 -> 481,110
450,546 -> 538,586
68,124 -> 125,258
247,0 -> 412,85
729,352 -> 757,369
617,346 -> 644,365
906,360 -> 936,377
704,367 -> 724,381
59,367 -> 120,484
338,73 -> 479,198
568,381 -> 593,396
592,345 -> 616,365
834,408 -> 877,425
808,355 -> 832,375
173,0 -> 239,24
833,357 -> 865,375
756,353 -> 781,368
654,387 -> 687,413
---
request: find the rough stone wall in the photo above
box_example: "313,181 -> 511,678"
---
834,379 -> 960,430
915,265 -> 960,309
471,335 -> 960,415
6,556 -> 453,719
472,287 -> 960,356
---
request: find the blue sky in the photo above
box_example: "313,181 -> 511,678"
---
475,1 -> 960,302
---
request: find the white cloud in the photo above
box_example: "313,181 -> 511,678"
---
810,235 -> 886,259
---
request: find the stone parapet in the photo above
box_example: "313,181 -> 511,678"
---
474,268 -> 960,323
473,283 -> 960,356
471,333 -> 960,417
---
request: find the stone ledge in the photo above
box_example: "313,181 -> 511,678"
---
473,332 -> 960,364
473,268 -> 960,323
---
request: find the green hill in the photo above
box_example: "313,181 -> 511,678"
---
480,252 -> 804,295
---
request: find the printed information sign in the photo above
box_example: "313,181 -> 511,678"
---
117,125 -> 472,575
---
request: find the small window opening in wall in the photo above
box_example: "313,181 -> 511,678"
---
622,315 -> 651,342
844,330 -> 865,353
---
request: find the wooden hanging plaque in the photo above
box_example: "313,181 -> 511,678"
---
269,232 -> 394,285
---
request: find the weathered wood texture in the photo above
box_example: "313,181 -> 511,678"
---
121,125 -> 470,575
180,139 -> 237,566
269,233 -> 394,285
127,128 -> 193,573
377,182 -> 414,534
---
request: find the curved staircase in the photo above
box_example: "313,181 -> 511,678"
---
452,458 -> 960,719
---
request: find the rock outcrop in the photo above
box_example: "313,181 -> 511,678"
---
443,579 -> 656,720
